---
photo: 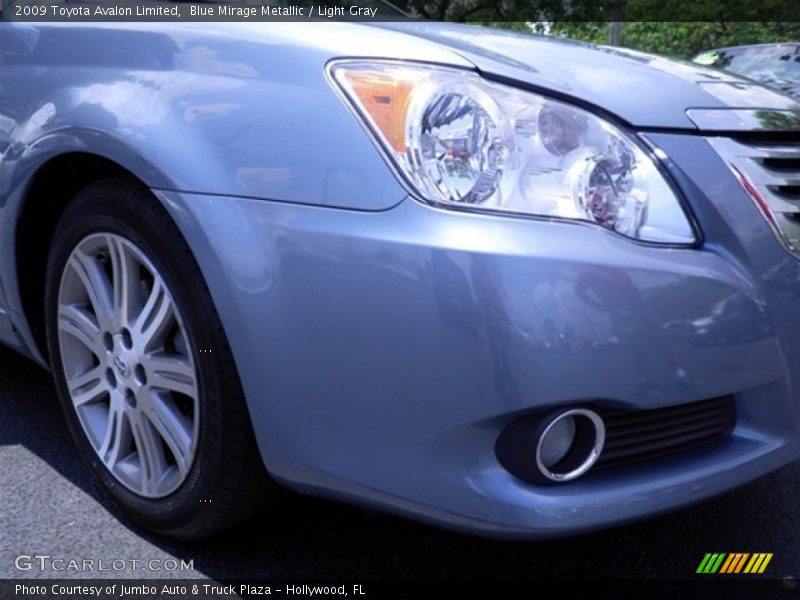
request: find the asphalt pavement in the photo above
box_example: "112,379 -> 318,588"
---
1,343 -> 798,582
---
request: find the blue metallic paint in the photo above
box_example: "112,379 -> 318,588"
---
150,183 -> 798,536
0,21 -> 798,537
375,22 -> 799,128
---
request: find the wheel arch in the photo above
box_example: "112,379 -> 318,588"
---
12,147 -> 171,364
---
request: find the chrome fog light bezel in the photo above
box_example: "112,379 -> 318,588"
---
534,408 -> 606,483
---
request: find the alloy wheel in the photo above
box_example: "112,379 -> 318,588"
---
57,233 -> 199,498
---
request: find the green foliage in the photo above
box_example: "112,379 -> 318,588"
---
389,0 -> 619,22
389,0 -> 798,24
550,22 -> 608,45
384,0 -> 798,59
551,22 -> 800,59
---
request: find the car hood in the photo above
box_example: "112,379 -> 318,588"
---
372,22 -> 800,130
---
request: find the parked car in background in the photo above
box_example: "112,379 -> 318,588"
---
1,22 -> 799,540
693,43 -> 800,99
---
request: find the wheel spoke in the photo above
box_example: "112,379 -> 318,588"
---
106,235 -> 139,328
58,304 -> 104,357
147,355 -> 197,398
98,397 -> 130,468
133,279 -> 174,348
146,392 -> 193,477
129,410 -> 168,495
69,249 -> 114,331
68,365 -> 109,407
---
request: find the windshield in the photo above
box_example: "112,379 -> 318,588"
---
695,44 -> 800,87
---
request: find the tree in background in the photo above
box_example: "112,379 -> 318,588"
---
386,1 -> 798,59
551,22 -> 800,59
387,0 -> 620,22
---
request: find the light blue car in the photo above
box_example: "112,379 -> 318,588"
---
1,21 -> 798,540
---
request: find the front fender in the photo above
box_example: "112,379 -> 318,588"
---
0,22 -> 426,210
0,127 -> 177,351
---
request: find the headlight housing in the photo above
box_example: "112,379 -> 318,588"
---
330,61 -> 696,245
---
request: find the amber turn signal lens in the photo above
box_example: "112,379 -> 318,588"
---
344,72 -> 413,152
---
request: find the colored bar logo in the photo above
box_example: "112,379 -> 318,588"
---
697,553 -> 773,574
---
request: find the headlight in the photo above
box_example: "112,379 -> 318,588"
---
330,61 -> 696,244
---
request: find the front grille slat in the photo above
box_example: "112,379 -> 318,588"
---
738,156 -> 800,188
747,143 -> 800,159
593,396 -> 735,471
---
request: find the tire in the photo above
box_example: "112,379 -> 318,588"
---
45,177 -> 276,540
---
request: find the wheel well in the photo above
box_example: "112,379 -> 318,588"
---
16,152 -> 142,360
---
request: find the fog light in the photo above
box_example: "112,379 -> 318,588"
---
535,409 -> 605,482
495,407 -> 606,485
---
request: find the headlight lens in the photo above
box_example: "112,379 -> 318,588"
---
331,61 -> 695,244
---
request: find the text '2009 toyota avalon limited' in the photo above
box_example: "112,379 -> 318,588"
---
0,21 -> 798,539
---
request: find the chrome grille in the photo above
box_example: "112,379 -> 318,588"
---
707,137 -> 800,256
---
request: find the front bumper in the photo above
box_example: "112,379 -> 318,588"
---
154,133 -> 799,538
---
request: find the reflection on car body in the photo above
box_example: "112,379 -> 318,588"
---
694,43 -> 800,99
